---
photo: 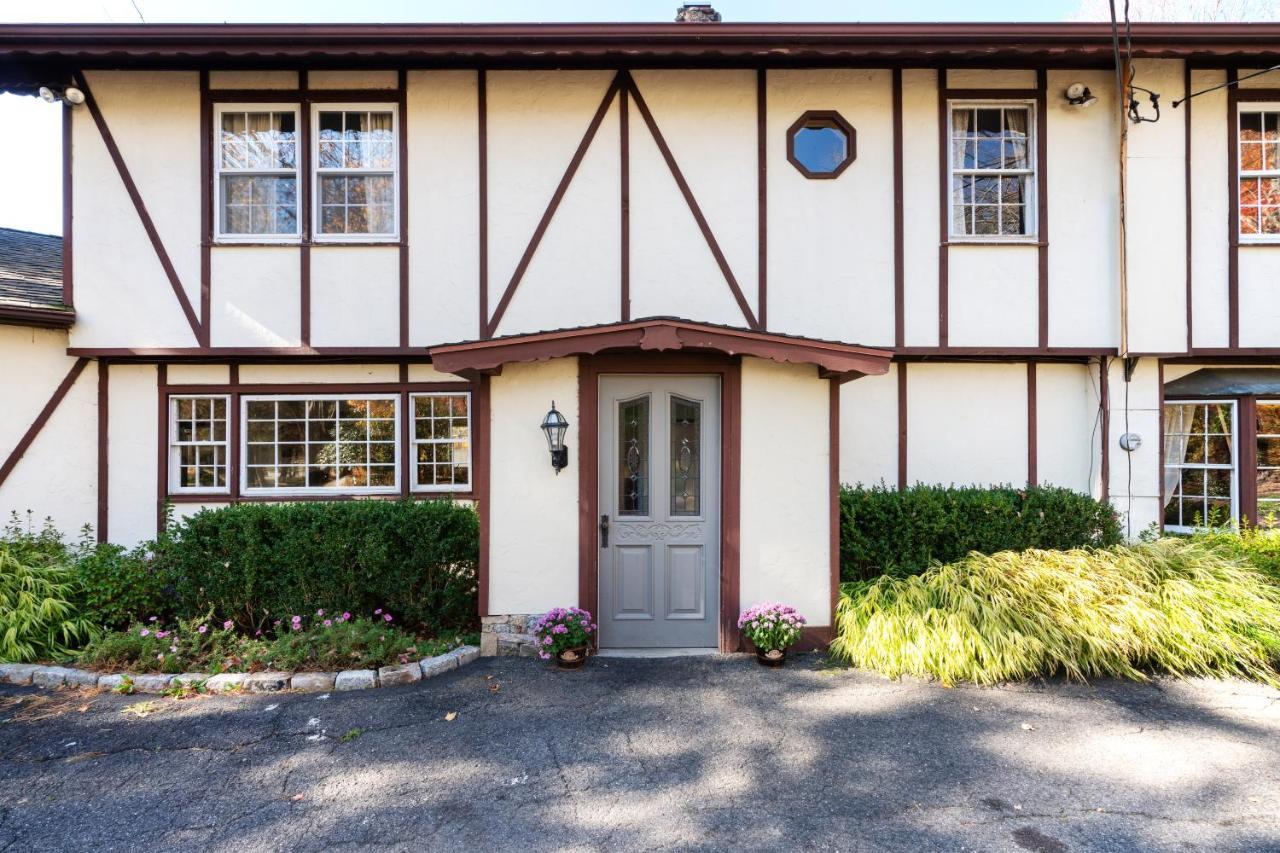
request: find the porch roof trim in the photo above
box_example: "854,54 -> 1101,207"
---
427,317 -> 893,382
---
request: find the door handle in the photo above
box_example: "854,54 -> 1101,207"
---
600,514 -> 610,548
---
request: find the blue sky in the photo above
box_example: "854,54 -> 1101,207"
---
0,0 -> 1083,234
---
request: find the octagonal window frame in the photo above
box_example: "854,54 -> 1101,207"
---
786,110 -> 857,180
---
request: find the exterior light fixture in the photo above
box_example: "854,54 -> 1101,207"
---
38,86 -> 84,106
540,401 -> 570,474
1064,82 -> 1097,109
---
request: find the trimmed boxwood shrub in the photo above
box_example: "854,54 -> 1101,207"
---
153,500 -> 478,635
840,483 -> 1121,582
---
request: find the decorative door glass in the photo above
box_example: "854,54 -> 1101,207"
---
670,396 -> 702,516
618,396 -> 650,515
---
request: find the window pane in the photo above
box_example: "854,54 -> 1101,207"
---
618,396 -> 650,516
171,396 -> 230,493
411,394 -> 472,491
791,123 -> 848,174
670,396 -> 701,516
1162,401 -> 1237,529
221,176 -> 297,235
242,397 -> 398,493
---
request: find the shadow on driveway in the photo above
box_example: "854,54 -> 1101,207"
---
0,655 -> 1277,852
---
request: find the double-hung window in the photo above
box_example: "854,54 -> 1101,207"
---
410,392 -> 472,492
1238,107 -> 1280,239
314,106 -> 399,240
1162,400 -> 1237,531
949,103 -> 1036,239
242,395 -> 400,495
169,396 -> 231,494
214,106 -> 300,241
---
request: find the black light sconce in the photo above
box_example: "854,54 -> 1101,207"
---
541,402 -> 570,474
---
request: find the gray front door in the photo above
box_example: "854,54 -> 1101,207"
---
598,375 -> 720,649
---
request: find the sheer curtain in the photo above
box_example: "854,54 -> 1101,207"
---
1163,404 -> 1197,507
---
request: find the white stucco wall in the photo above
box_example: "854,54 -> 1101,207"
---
236,363 -> 399,384
839,364 -> 899,488
1238,249 -> 1280,347
947,246 -> 1039,347
739,358 -> 832,627
210,247 -> 301,347
1035,363 -> 1099,494
106,363 -> 159,547
309,247 -> 400,346
0,328 -> 97,537
1105,358 -> 1162,537
487,358 -> 581,615
901,68 -> 941,347
1189,70 -> 1229,350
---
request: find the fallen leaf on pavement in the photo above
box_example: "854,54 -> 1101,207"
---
445,711 -> 458,721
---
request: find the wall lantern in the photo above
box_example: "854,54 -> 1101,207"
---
1064,82 -> 1097,109
541,402 -> 570,474
38,86 -> 84,106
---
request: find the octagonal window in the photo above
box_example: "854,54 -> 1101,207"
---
787,111 -> 856,179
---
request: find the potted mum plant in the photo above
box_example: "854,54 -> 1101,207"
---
531,607 -> 597,669
738,602 -> 806,667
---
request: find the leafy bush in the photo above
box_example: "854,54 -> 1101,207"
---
0,544 -> 96,662
153,500 -> 478,635
831,539 -> 1280,686
839,484 -> 1122,582
72,541 -> 175,630
1190,526 -> 1280,586
78,613 -> 256,674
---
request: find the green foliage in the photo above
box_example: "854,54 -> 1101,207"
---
0,544 -> 96,663
77,613 -> 259,675
1190,525 -> 1280,586
831,539 -> 1280,686
839,483 -> 1122,582
71,539 -> 175,630
152,500 -> 479,635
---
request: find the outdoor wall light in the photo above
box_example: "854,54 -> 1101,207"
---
38,86 -> 85,106
1064,82 -> 1097,109
541,402 -> 570,474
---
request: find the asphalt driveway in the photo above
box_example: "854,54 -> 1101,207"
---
0,655 -> 1277,852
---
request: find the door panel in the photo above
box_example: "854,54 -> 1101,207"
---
599,375 -> 720,648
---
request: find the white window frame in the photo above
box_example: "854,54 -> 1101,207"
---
240,394 -> 401,497
409,391 -> 473,494
311,103 -> 400,243
1162,398 -> 1239,533
1236,103 -> 1280,243
947,100 -> 1038,243
168,394 -> 232,495
212,103 -> 302,244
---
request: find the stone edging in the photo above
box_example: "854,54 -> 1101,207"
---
0,645 -> 479,695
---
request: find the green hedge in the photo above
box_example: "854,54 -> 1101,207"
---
839,484 -> 1121,582
153,500 -> 479,635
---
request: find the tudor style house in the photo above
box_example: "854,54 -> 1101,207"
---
2,18 -> 1279,654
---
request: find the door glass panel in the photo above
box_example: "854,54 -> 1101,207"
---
670,396 -> 702,516
618,396 -> 650,516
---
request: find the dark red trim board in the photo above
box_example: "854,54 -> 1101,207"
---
397,68 -> 410,348
892,67 -> 904,349
198,69 -> 211,347
897,362 -> 908,490
936,71 -> 949,347
299,69 -> 312,346
73,71 -> 202,343
1239,394 -> 1259,526
0,358 -> 89,489
478,69 -> 489,340
97,360 -> 108,542
1184,63 -> 1193,353
1035,69 -> 1049,349
61,100 -> 73,309
1099,356 -> 1110,503
756,68 -> 768,330
155,363 -> 167,535
829,379 -> 841,630
1227,68 -> 1239,350
1027,361 -> 1038,486
620,82 -> 631,323
475,374 -> 491,616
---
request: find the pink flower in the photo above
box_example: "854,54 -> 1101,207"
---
223,620 -> 233,630
291,615 -> 301,624
316,609 -> 325,617
148,616 -> 158,622
374,608 -> 382,615
341,612 -> 351,621
273,620 -> 281,627
383,614 -> 393,623
140,629 -> 150,637
323,619 -> 332,627
542,636 -> 553,645
539,651 -> 551,660
198,625 -> 208,634
552,624 -> 567,635
255,629 -> 263,636
156,631 -> 168,639
169,645 -> 178,653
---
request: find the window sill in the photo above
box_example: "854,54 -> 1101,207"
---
943,239 -> 1045,247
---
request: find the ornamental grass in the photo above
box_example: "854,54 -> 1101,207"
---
831,539 -> 1280,686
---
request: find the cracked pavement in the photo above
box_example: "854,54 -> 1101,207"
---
0,655 -> 1278,851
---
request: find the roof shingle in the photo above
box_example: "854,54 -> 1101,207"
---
0,227 -> 68,315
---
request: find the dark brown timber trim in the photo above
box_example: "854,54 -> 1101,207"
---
478,69 -> 489,339
1027,361 -> 1038,486
757,68 -> 768,330
228,363 -> 240,502
61,99 -> 73,308
476,374 -> 491,616
937,71 -> 949,347
1100,356 -> 1110,503
578,354 -> 742,651
1227,68 -> 1239,349
892,67 -> 904,348
1184,62 -> 1193,352
897,362 -> 908,490
155,363 -> 166,535
299,69 -> 311,346
199,69 -> 211,347
0,306 -> 75,329
1158,359 -> 1167,529
97,360 -> 108,542
487,72 -> 623,337
1240,393 -> 1259,526
74,72 -> 202,342
0,357 -> 89,489
627,73 -> 761,330
620,83 -> 631,323
398,68 -> 410,348
829,380 -> 840,630
1035,69 -> 1049,349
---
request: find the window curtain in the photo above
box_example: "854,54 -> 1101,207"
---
1163,404 -> 1197,506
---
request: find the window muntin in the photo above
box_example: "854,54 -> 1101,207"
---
242,395 -> 399,495
214,106 -> 300,241
949,103 -> 1035,239
169,396 -> 231,493
1238,108 -> 1280,238
411,393 -> 471,492
1163,400 -> 1237,531
313,106 -> 398,240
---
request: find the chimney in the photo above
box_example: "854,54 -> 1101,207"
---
675,4 -> 721,23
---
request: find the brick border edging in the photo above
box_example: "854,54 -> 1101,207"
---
0,645 -> 480,695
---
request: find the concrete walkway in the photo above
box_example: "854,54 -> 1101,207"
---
1,655 -> 1278,852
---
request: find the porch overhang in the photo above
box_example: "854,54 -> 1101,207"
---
427,317 -> 892,383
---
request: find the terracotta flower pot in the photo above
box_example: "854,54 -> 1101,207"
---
755,647 -> 787,668
556,646 -> 589,669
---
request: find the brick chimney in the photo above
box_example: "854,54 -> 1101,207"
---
675,4 -> 721,22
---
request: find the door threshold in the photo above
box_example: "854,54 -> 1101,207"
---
595,647 -> 721,658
